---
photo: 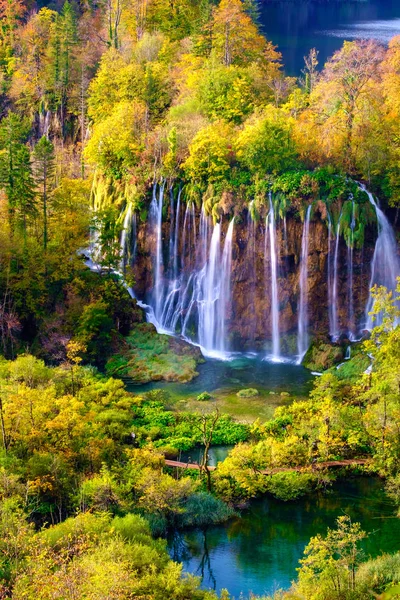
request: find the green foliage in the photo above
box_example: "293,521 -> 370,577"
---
237,388 -> 259,398
236,108 -> 299,176
197,392 -> 213,401
106,322 -> 201,383
302,340 -> 344,372
266,471 -> 319,501
296,516 -> 367,599
178,492 -> 234,528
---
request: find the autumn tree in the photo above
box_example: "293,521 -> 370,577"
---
211,0 -> 268,67
296,40 -> 384,173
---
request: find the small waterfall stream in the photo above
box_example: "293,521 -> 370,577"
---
327,214 -> 333,337
267,193 -> 281,361
297,206 -> 312,363
347,200 -> 355,339
363,186 -> 400,328
120,204 -> 132,272
149,182 -> 165,322
330,211 -> 343,341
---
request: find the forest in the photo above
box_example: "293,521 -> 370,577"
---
0,0 -> 399,598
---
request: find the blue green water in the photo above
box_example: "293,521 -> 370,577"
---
127,355 -> 313,398
169,477 -> 400,599
259,0 -> 400,74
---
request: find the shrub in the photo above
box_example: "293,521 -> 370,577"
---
266,472 -> 319,501
196,392 -> 212,401
237,388 -> 259,398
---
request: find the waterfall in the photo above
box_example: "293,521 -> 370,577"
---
330,211 -> 342,341
297,206 -> 312,363
131,212 -> 137,264
161,189 -> 181,326
247,202 -> 256,344
327,215 -> 333,337
149,182 -> 165,322
145,184 -> 235,357
198,223 -> 221,352
216,220 -> 235,351
120,204 -> 132,272
363,185 -> 400,328
347,200 -> 355,338
267,193 -> 281,361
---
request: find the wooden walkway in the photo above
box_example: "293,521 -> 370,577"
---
165,458 -> 368,474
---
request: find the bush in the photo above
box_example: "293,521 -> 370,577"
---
196,392 -> 212,401
178,492 -> 234,528
237,388 -> 259,398
266,472 -> 319,501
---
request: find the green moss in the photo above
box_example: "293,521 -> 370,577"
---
333,351 -> 370,382
236,388 -> 259,398
302,340 -> 344,371
105,323 -> 201,383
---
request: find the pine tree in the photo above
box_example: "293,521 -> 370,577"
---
33,136 -> 55,252
13,146 -> 36,242
0,113 -> 32,230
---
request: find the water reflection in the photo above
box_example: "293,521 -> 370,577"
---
259,0 -> 400,74
169,478 -> 400,598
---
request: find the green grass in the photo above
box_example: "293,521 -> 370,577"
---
172,388 -> 296,423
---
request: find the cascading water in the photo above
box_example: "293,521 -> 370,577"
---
297,205 -> 312,363
149,182 -> 165,322
267,193 -> 281,361
161,189 -> 181,326
112,180 -> 398,362
198,220 -> 234,356
120,204 -> 132,272
198,223 -> 221,352
330,211 -> 343,341
363,185 -> 400,328
347,200 -> 355,338
143,183 -> 236,357
247,201 -> 257,343
327,214 -> 333,336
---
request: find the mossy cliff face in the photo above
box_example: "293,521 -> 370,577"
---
130,201 -> 377,351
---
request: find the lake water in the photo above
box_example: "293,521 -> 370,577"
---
127,355 -> 314,421
129,355 -> 312,398
259,0 -> 400,74
169,477 -> 400,599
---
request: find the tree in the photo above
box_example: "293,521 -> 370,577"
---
13,146 -> 36,241
297,516 -> 367,598
0,113 -> 33,231
33,136 -> 55,252
301,48 -> 319,94
236,107 -> 299,175
211,0 -> 267,67
297,40 -> 384,173
0,0 -> 25,52
191,408 -> 220,491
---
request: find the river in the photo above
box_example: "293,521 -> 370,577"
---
169,477 -> 400,598
259,0 -> 400,74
